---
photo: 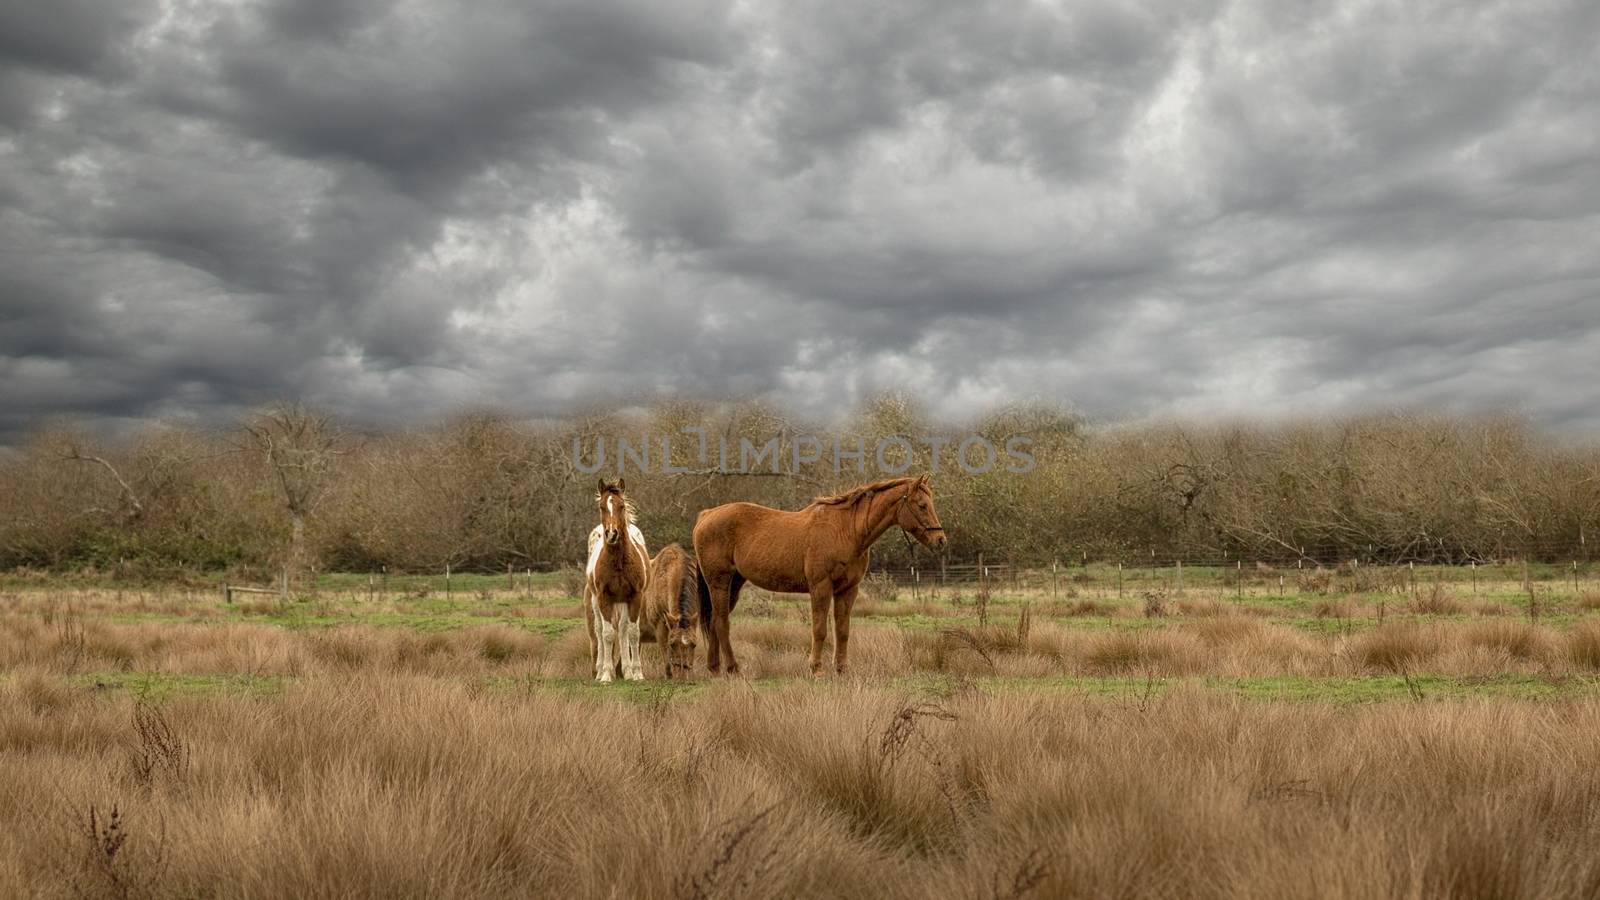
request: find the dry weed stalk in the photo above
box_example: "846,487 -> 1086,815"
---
67,803 -> 168,900
128,703 -> 190,791
672,802 -> 783,900
939,628 -> 998,672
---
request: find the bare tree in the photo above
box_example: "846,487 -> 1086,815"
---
60,444 -> 145,522
243,404 -> 346,588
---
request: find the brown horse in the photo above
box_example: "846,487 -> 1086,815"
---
583,478 -> 650,682
692,474 -> 947,676
640,544 -> 702,678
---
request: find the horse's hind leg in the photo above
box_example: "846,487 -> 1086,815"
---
611,604 -> 626,680
706,573 -> 740,676
621,601 -> 644,681
584,586 -> 598,675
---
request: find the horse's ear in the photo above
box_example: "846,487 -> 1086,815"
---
616,477 -> 625,493
597,478 -> 607,494
917,473 -> 930,486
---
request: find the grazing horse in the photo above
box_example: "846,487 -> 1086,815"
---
693,474 -> 947,676
640,544 -> 702,678
584,479 -> 650,683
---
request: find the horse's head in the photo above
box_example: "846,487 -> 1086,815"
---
896,474 -> 948,551
662,610 -> 698,678
596,478 -> 628,546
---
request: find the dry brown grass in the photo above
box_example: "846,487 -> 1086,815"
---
1409,582 -> 1465,615
1568,620 -> 1600,670
1313,598 -> 1356,619
1045,598 -> 1113,618
12,604 -> 1600,685
6,577 -> 1600,897
2,678 -> 1600,898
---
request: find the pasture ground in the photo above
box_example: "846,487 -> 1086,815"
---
3,566 -> 1599,897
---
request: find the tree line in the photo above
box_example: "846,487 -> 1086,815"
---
3,398 -> 1597,581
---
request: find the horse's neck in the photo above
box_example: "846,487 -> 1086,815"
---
850,485 -> 907,555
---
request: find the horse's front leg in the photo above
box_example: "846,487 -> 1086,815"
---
807,581 -> 833,678
833,581 -> 860,676
594,596 -> 616,684
622,602 -> 645,681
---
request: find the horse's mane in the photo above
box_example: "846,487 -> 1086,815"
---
808,476 -> 919,509
595,490 -> 638,525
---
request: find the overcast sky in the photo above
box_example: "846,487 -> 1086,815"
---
2,0 -> 1598,440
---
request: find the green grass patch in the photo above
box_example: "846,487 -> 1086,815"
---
66,672 -> 288,697
1219,674 -> 1599,702
36,670 -> 1600,704
487,675 -> 710,703
899,673 -> 1600,704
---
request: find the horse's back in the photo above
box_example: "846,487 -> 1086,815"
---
583,525 -> 604,578
649,543 -> 693,592
694,502 -> 799,541
694,502 -> 815,590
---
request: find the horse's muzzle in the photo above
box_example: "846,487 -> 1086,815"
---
604,528 -> 620,545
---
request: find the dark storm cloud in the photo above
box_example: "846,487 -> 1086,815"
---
0,0 -> 152,76
1,0 -> 1598,441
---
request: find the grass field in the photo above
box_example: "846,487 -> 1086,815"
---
4,569 -> 1600,897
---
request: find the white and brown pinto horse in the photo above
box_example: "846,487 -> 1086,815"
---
584,479 -> 650,682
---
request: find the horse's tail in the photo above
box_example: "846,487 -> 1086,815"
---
695,557 -> 714,644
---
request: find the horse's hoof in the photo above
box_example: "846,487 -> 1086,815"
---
597,674 -> 613,684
